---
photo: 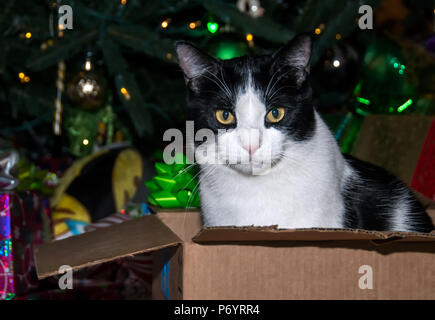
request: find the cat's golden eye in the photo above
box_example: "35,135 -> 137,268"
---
215,110 -> 235,125
266,107 -> 285,123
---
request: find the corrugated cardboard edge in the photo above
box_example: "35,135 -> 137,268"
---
193,192 -> 435,243
192,226 -> 435,243
34,214 -> 182,279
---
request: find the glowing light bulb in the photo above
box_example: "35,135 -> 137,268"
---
246,33 -> 254,42
120,87 -> 131,100
333,60 -> 341,68
18,72 -> 25,79
161,20 -> 169,29
82,82 -> 94,94
82,139 -> 89,146
85,60 -> 92,71
121,0 -> 127,4
189,22 -> 196,29
207,22 -> 219,34
314,28 -> 321,35
397,99 -> 413,112
25,32 -> 32,39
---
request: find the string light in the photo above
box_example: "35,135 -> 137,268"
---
333,59 -> 341,68
391,57 -> 406,75
397,99 -> 413,113
315,23 -> 325,35
356,97 -> 371,105
189,22 -> 196,29
18,72 -> 30,83
58,23 -> 64,37
25,32 -> 32,39
85,59 -> 92,71
120,87 -> 131,100
82,139 -> 89,146
161,19 -> 169,29
207,22 -> 219,34
246,33 -> 254,42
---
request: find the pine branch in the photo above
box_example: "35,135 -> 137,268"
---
200,0 -> 294,44
26,29 -> 99,71
101,35 -> 153,137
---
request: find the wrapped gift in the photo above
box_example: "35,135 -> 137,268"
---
0,191 -> 53,299
0,193 -> 14,300
352,115 -> 435,200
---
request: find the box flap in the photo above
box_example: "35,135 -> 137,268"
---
34,214 -> 182,279
193,226 -> 435,243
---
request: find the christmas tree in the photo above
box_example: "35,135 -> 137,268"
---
0,0 -> 434,158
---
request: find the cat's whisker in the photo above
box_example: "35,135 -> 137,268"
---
219,67 -> 235,98
185,165 -> 217,210
264,67 -> 282,98
201,74 -> 232,100
265,69 -> 293,102
180,167 -> 204,195
203,69 -> 233,99
173,163 -> 197,179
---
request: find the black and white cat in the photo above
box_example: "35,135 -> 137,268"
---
175,34 -> 434,233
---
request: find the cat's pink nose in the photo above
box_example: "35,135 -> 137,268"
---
242,144 -> 259,155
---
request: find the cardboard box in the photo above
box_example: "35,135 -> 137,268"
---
34,198 -> 435,300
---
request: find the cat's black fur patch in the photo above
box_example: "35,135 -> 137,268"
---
176,34 -> 316,143
176,35 -> 434,233
342,154 -> 434,233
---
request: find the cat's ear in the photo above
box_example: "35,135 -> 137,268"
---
271,33 -> 313,85
175,41 -> 219,88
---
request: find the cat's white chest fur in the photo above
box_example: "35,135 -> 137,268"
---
198,114 -> 350,229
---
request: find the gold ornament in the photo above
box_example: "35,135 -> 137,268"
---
67,71 -> 108,110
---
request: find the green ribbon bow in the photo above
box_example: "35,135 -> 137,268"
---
145,153 -> 200,208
